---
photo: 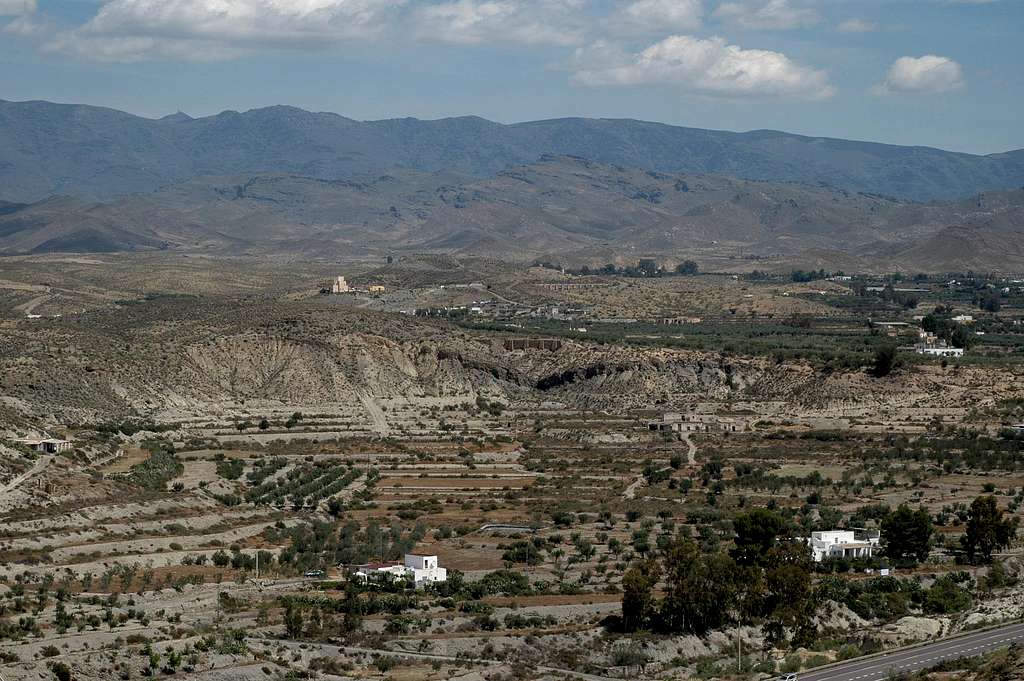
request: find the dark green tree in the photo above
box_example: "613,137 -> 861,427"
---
284,602 -> 305,638
502,541 -> 542,566
872,345 -> 899,378
621,559 -> 660,632
949,325 -> 973,350
924,575 -> 972,614
675,260 -> 699,276
660,540 -> 736,635
50,661 -> 72,681
762,541 -> 815,646
731,509 -> 786,566
881,504 -> 933,564
962,495 -> 1019,563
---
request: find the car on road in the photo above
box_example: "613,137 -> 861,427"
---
304,570 -> 325,578
778,674 -> 797,681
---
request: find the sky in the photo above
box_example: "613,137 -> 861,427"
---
0,0 -> 1021,154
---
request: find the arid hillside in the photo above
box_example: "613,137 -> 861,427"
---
2,157 -> 1023,270
1,292 -> 1019,432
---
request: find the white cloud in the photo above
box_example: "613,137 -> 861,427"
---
47,0 -> 589,61
571,35 -> 834,99
713,0 -> 819,30
874,55 -> 964,95
48,34 -> 248,62
47,0 -> 407,62
0,0 -> 33,16
413,0 -> 585,46
836,18 -> 875,33
617,0 -> 703,34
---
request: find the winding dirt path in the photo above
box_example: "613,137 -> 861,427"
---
683,432 -> 698,465
624,433 -> 698,500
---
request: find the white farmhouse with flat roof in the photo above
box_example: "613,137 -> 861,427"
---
916,345 -> 964,357
14,437 -> 72,454
403,554 -> 446,586
350,554 -> 447,588
806,530 -> 880,562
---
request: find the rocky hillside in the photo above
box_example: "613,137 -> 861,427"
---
2,156 -> 1022,270
0,296 -> 1012,428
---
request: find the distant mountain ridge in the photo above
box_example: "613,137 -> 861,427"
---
2,99 -> 1023,203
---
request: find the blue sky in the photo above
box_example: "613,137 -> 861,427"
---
1,0 -> 1021,154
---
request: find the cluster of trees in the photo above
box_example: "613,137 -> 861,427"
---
817,572 -> 975,621
246,456 -> 287,486
245,462 -> 364,508
874,496 -> 1015,566
875,433 -> 1024,473
233,413 -> 304,432
791,269 -> 841,283
621,509 -> 817,646
214,455 -> 244,481
278,569 -> 538,643
974,290 -> 1003,313
127,441 -> 183,490
500,534 -> 596,574
921,307 -> 975,349
620,498 -> 1018,643
207,547 -> 275,572
262,518 -> 428,573
855,284 -> 919,309
535,259 -> 700,278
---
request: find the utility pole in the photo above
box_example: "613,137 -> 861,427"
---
255,550 -> 259,580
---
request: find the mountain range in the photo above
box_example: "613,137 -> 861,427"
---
3,99 -> 1024,204
2,155 -> 1023,271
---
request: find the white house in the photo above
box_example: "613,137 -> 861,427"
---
350,554 -> 447,588
404,554 -> 447,586
915,344 -> 964,358
806,530 -> 880,563
14,437 -> 72,454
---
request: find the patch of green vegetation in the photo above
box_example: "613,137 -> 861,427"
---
125,441 -> 183,490
215,457 -> 244,480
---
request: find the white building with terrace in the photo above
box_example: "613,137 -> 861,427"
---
349,554 -> 447,588
806,530 -> 881,563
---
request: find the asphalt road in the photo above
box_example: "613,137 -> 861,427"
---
801,622 -> 1024,681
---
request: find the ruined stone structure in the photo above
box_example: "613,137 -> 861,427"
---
536,282 -> 613,291
648,413 -> 747,433
331,276 -> 350,294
